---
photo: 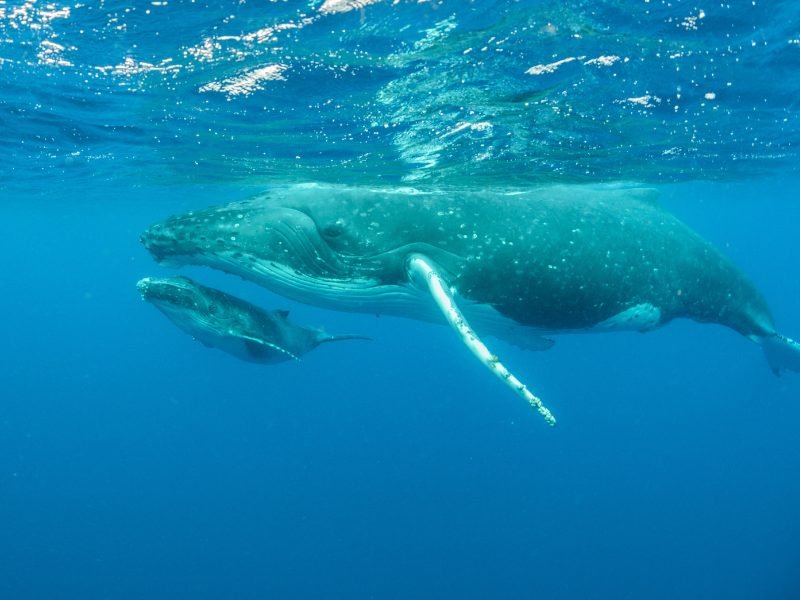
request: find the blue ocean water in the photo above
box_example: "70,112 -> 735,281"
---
1,2 -> 799,598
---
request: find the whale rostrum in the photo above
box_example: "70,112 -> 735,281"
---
140,184 -> 800,424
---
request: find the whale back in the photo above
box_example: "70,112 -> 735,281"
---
445,187 -> 775,337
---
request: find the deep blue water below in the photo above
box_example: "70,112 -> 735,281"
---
2,1 -> 800,598
1,179 -> 798,599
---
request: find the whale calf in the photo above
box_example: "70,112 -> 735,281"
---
141,184 -> 800,423
137,275 -> 368,364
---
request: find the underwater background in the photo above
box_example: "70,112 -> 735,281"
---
2,1 -> 799,598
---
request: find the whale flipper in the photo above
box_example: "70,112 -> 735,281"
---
241,335 -> 300,362
407,254 -> 556,426
761,334 -> 800,375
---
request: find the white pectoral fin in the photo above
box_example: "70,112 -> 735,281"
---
238,333 -> 301,362
761,333 -> 800,375
406,254 -> 556,426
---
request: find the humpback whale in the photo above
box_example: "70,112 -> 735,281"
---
140,184 -> 800,424
137,275 -> 368,364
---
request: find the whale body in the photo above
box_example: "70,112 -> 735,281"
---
140,184 -> 800,423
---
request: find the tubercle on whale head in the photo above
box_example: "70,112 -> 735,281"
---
139,205 -> 248,266
139,214 -> 205,267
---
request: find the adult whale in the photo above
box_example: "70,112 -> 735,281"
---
141,184 -> 800,424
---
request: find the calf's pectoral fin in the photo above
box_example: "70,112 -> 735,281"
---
240,334 -> 301,362
406,253 -> 557,426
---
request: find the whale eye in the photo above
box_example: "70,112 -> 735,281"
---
322,219 -> 345,239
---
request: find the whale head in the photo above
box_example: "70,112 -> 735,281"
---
136,275 -> 219,326
140,184 -> 464,314
137,275 -> 199,306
